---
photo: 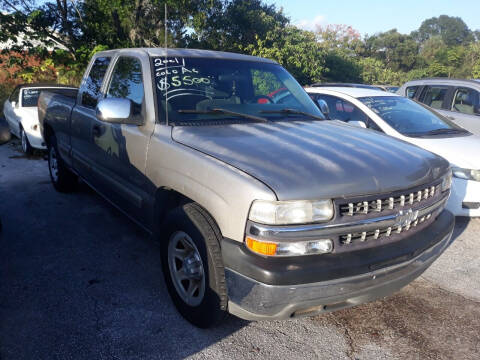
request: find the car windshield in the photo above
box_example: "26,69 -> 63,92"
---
21,88 -> 77,107
151,56 -> 323,124
358,96 -> 468,137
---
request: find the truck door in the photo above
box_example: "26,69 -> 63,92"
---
70,56 -> 112,184
87,55 -> 155,228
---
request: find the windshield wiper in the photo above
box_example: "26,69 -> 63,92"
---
423,128 -> 466,135
178,108 -> 269,123
260,108 -> 325,121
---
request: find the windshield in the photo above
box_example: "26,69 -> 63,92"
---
358,96 -> 467,137
151,56 -> 323,124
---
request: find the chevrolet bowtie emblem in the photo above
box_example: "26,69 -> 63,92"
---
394,208 -> 419,227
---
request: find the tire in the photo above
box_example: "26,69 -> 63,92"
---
161,203 -> 228,328
20,128 -> 33,155
47,134 -> 77,192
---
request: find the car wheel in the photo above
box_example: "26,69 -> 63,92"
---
161,203 -> 228,328
21,128 -> 33,155
48,134 -> 77,192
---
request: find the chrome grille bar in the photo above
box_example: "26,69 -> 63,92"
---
340,185 -> 441,217
340,208 -> 437,245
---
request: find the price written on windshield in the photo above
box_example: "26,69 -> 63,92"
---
154,57 -> 211,91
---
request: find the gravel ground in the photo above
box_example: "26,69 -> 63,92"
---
1,138 -> 479,360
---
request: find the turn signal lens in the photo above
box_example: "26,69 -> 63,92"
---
246,236 -> 333,257
246,237 -> 277,256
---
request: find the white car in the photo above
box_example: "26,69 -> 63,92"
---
3,84 -> 77,153
306,86 -> 480,217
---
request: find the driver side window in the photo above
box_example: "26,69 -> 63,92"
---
106,56 -> 145,118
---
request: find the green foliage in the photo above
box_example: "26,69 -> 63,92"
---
363,29 -> 419,72
414,15 -> 474,46
1,2 -> 479,89
358,57 -> 404,85
245,26 -> 326,85
251,70 -> 282,95
189,0 -> 289,52
427,62 -> 449,77
405,68 -> 429,81
0,83 -> 14,115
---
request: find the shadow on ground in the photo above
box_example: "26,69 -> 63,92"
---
0,144 -> 247,359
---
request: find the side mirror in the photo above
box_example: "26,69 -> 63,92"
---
316,99 -> 330,119
348,120 -> 367,128
96,98 -> 143,125
11,101 -> 16,108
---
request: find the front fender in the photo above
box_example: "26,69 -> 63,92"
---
146,126 -> 276,242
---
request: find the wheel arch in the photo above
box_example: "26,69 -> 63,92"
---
153,187 -> 223,242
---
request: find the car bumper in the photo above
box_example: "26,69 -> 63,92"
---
446,178 -> 480,217
25,127 -> 46,149
224,210 -> 455,320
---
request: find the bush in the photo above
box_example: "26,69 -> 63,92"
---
0,83 -> 14,117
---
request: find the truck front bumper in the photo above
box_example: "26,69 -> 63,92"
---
223,210 -> 455,320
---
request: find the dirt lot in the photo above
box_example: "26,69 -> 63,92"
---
1,138 -> 479,360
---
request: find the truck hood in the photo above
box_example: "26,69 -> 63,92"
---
407,134 -> 480,169
172,121 -> 450,200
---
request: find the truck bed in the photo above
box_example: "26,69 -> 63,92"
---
38,89 -> 78,142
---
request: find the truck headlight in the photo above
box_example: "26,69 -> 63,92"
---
442,170 -> 453,191
452,167 -> 480,182
246,237 -> 333,256
248,199 -> 334,225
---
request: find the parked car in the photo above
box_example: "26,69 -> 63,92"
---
373,85 -> 399,93
306,86 -> 480,217
309,82 -> 380,90
3,84 -> 77,153
39,48 -> 454,328
397,78 -> 480,135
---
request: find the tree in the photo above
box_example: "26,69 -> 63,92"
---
358,57 -> 403,85
363,29 -> 419,72
414,15 -> 474,46
0,0 -> 82,56
189,0 -> 289,52
315,24 -> 363,54
81,0 -> 212,49
245,26 -> 326,85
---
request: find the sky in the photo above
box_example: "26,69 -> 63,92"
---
267,0 -> 480,36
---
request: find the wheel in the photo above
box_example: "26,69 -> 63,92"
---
21,128 -> 33,155
47,134 -> 77,192
161,203 -> 228,328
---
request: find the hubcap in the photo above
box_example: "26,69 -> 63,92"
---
49,146 -> 59,183
168,231 -> 205,306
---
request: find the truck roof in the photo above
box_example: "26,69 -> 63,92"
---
96,48 -> 278,64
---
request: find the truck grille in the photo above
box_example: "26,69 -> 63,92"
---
339,212 -> 433,245
339,185 -> 440,217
